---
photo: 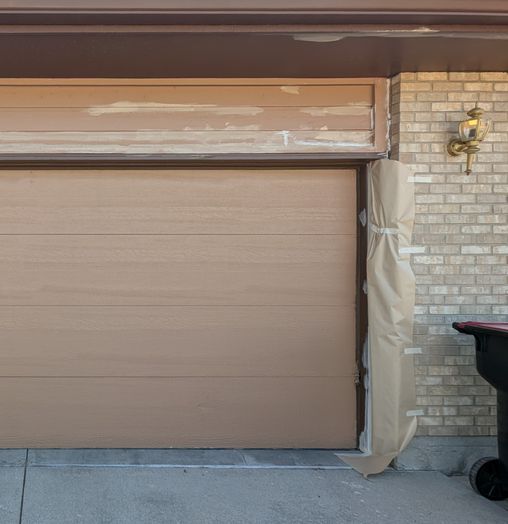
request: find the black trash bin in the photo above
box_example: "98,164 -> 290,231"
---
453,321 -> 508,501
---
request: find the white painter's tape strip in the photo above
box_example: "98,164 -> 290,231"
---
370,224 -> 398,235
406,409 -> 424,417
399,246 -> 426,254
404,347 -> 423,355
358,209 -> 367,227
408,176 -> 433,183
362,280 -> 368,295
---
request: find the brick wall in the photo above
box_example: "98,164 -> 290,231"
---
390,72 -> 508,437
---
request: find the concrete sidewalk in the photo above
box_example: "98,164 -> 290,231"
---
2,449 -> 507,524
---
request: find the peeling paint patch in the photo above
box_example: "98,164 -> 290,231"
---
223,125 -> 261,131
293,34 -> 345,43
88,101 -> 215,116
293,139 -> 370,149
214,107 -> 264,116
291,27 -> 440,43
301,107 -> 371,117
293,131 -> 373,149
373,26 -> 438,34
87,101 -> 264,117
280,86 -> 300,95
0,129 -> 374,154
276,130 -> 291,147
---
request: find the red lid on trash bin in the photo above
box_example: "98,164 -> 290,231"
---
454,321 -> 508,334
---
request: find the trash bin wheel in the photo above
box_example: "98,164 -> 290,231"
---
469,457 -> 508,501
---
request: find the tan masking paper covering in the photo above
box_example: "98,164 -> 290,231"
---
339,159 -> 418,476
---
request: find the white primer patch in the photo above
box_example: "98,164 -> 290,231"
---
276,130 -> 291,147
293,138 -> 370,149
280,86 -> 300,95
265,129 -> 373,150
300,106 -> 370,117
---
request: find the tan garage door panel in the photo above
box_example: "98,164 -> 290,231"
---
0,169 -> 356,235
0,306 -> 356,377
0,235 -> 355,306
0,168 -> 357,448
0,378 -> 357,449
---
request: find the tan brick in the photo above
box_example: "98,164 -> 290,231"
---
416,92 -> 448,102
448,73 -> 480,81
481,72 -> 508,81
444,416 -> 474,426
431,102 -> 463,111
427,365 -> 457,375
475,416 -> 497,426
458,427 -> 490,436
444,376 -> 475,386
399,72 -> 417,81
428,427 -> 459,436
447,92 -> 480,102
428,407 -> 458,416
401,82 -> 432,92
460,246 -> 492,254
417,72 -> 449,81
432,82 -> 463,92
464,82 -> 493,91
459,406 -> 490,416
419,416 -> 444,426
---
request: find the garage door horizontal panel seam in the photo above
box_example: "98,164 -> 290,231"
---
0,233 -> 357,236
0,375 -> 357,379
0,304 -> 356,307
0,304 -> 355,307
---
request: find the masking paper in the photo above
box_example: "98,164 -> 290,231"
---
339,159 -> 418,476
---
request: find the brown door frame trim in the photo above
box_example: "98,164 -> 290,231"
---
355,165 -> 369,441
0,153 -> 383,170
0,153 -> 371,447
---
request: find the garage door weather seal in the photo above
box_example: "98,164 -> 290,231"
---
338,159 -> 418,476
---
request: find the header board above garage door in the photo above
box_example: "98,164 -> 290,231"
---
0,78 -> 388,156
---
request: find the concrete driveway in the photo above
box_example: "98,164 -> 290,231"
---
2,449 -> 507,524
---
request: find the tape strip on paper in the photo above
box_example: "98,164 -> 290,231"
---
370,224 -> 398,235
406,409 -> 424,417
359,209 -> 367,227
399,246 -> 426,254
404,347 -> 423,355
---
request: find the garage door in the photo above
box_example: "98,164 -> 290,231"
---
0,168 -> 358,448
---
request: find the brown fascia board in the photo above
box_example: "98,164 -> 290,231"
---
1,3 -> 508,26
1,31 -> 508,77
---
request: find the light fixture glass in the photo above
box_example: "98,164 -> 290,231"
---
448,105 -> 491,175
458,115 -> 491,142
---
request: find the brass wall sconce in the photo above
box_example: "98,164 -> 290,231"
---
447,105 -> 491,175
